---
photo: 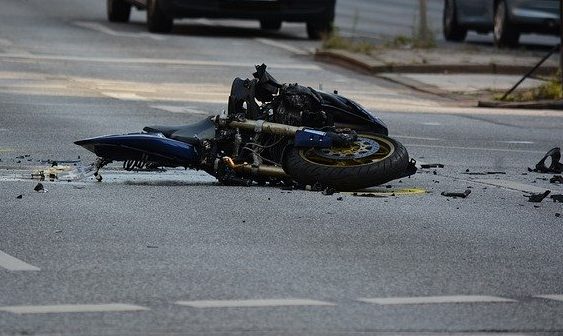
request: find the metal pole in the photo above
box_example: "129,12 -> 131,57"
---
419,0 -> 429,42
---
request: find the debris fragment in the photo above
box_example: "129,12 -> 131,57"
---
556,213 -> 561,218
551,194 -> 563,203
530,147 -> 563,174
147,245 -> 158,248
54,230 -> 62,234
336,197 -> 343,201
352,192 -> 387,198
322,187 -> 336,196
527,190 -> 551,203
33,183 -> 46,192
441,190 -> 471,198
16,195 -> 22,199
420,163 -> 444,169
462,171 -> 506,175
550,175 -> 563,184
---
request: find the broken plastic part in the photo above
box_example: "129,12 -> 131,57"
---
420,163 -> 444,169
441,190 -> 471,198
527,190 -> 551,203
551,194 -> 563,203
532,147 -> 563,174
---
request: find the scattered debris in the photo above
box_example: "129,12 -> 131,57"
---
336,197 -> 343,201
550,175 -> 563,184
420,163 -> 444,169
54,230 -> 62,234
322,187 -> 336,196
551,194 -> 563,203
16,195 -> 22,199
352,192 -> 387,198
441,190 -> 471,198
33,183 -> 46,193
462,171 -> 506,175
530,147 -> 563,174
556,213 -> 561,218
147,245 -> 158,248
527,190 -> 551,203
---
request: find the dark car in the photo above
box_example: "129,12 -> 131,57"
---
443,0 -> 560,47
107,0 -> 336,39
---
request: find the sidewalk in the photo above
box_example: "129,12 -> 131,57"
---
315,45 -> 562,109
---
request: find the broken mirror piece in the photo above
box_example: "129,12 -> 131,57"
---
530,147 -> 563,174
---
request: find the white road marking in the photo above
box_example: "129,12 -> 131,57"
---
101,92 -> 148,101
254,38 -> 308,55
74,21 -> 166,41
421,122 -> 442,126
358,295 -> 517,305
0,53 -> 321,71
404,143 -> 546,154
175,299 -> 336,308
498,141 -> 535,144
151,105 -> 209,115
0,303 -> 148,314
535,295 -> 563,302
0,250 -> 40,271
473,179 -> 549,194
395,135 -> 442,141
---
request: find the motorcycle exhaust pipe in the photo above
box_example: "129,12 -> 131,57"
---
223,157 -> 289,178
216,117 -> 303,136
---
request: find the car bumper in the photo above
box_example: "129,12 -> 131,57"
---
510,0 -> 560,26
159,0 -> 335,21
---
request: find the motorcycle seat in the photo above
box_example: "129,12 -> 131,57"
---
143,117 -> 216,145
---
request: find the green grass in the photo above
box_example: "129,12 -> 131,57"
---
495,73 -> 563,102
322,30 -> 374,55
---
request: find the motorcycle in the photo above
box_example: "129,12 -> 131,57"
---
75,64 -> 415,191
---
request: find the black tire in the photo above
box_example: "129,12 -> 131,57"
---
493,0 -> 520,47
443,0 -> 467,42
107,0 -> 131,23
284,133 -> 410,191
260,20 -> 282,31
147,0 -> 173,33
306,19 -> 332,40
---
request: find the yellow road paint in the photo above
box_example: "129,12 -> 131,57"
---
0,148 -> 12,153
344,187 -> 427,197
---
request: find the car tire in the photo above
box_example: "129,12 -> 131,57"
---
306,20 -> 332,40
147,0 -> 173,33
107,0 -> 131,23
494,0 -> 520,47
443,0 -> 467,42
260,20 -> 282,31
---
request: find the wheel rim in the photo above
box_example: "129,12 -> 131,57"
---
298,134 -> 395,167
494,3 -> 505,40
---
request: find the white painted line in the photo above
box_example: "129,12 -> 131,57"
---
101,92 -> 148,101
358,295 -> 517,305
151,105 -> 209,115
395,135 -> 442,141
254,38 -> 308,55
0,250 -> 40,271
498,141 -> 535,144
473,179 -> 549,194
0,303 -> 149,314
535,294 -> 563,302
0,53 -> 321,71
404,143 -> 546,154
74,21 -> 165,41
421,122 -> 442,126
176,299 -> 336,308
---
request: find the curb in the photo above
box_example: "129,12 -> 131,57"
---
315,49 -> 559,76
478,100 -> 563,110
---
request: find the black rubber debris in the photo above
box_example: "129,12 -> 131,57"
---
420,163 -> 444,169
551,194 -> 563,203
336,197 -> 343,201
16,195 -> 22,199
441,190 -> 471,198
550,175 -> 563,184
530,147 -> 563,173
33,183 -> 44,192
556,213 -> 561,217
527,190 -> 551,203
352,192 -> 387,198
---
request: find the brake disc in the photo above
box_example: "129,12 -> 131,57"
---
313,137 -> 380,161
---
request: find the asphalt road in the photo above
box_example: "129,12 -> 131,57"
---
1,1 -> 562,335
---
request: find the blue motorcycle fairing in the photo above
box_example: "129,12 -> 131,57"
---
74,133 -> 199,167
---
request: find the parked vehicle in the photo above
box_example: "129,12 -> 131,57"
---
443,0 -> 560,47
75,65 -> 415,191
107,0 -> 336,39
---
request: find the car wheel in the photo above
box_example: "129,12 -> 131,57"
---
306,20 -> 332,40
147,0 -> 173,33
443,0 -> 467,42
260,20 -> 282,31
107,0 -> 131,23
494,0 -> 520,47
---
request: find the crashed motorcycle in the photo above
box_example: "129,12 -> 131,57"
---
75,65 -> 415,191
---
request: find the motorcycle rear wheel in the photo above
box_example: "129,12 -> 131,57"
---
284,133 -> 409,191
